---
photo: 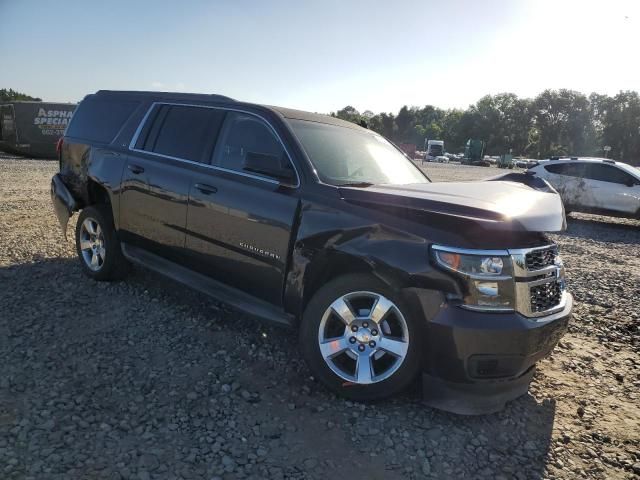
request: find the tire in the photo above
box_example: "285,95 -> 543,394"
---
75,205 -> 130,281
300,274 -> 422,401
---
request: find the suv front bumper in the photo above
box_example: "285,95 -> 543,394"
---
416,291 -> 572,414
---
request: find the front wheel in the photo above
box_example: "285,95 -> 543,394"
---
300,274 -> 422,401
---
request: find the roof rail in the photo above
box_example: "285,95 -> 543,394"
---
549,156 -> 560,160
570,157 -> 578,160
603,159 -> 615,164
95,90 -> 235,102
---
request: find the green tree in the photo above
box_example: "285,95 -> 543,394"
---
328,89 -> 640,165
599,91 -> 640,162
0,88 -> 42,102
332,105 -> 362,124
394,106 -> 416,143
532,89 -> 591,158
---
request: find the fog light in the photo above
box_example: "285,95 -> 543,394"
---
475,281 -> 498,297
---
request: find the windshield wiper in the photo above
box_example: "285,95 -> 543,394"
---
336,181 -> 375,188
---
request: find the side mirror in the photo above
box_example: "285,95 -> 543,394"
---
243,152 -> 296,184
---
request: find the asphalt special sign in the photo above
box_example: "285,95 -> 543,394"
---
33,108 -> 73,136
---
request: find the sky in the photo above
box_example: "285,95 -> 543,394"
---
1,0 -> 638,113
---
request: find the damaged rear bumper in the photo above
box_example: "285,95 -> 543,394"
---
50,173 -> 77,238
417,292 -> 572,415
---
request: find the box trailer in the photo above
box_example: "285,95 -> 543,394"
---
0,102 -> 76,158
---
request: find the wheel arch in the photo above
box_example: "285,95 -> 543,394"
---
87,178 -> 111,206
296,250 -> 412,321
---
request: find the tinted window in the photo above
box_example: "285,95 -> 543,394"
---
141,105 -> 225,163
584,164 -> 636,184
544,162 -> 585,177
66,97 -> 139,143
213,113 -> 292,179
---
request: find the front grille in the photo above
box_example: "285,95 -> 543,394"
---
525,246 -> 557,271
530,281 -> 562,313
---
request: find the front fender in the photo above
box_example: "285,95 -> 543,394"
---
51,174 -> 78,239
284,216 -> 459,318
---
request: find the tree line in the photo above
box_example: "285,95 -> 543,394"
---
332,89 -> 640,164
0,88 -> 42,102
4,87 -> 638,164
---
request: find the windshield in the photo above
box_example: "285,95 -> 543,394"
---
289,119 -> 429,186
617,162 -> 640,179
428,145 -> 443,155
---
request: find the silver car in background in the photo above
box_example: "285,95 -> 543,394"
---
527,158 -> 640,219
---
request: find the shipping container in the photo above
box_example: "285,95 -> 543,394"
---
0,102 -> 76,158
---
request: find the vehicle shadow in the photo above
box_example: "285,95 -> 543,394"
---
1,257 -> 557,479
321,380 -> 558,479
562,214 -> 640,245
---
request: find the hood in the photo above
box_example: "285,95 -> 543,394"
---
338,181 -> 566,233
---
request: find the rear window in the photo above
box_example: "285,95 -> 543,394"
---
66,97 -> 139,143
138,105 -> 225,163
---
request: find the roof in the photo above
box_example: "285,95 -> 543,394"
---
266,105 -> 366,130
540,157 -> 618,165
95,90 -> 234,103
93,90 -> 365,131
537,157 -> 640,175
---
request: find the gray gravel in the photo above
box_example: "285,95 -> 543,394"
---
1,155 -> 639,479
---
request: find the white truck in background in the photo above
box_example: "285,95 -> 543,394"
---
425,139 -> 445,162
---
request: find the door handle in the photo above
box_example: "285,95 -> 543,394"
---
128,164 -> 144,174
194,183 -> 217,195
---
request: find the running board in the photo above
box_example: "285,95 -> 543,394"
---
121,243 -> 294,327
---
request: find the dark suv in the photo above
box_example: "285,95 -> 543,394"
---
51,90 -> 572,414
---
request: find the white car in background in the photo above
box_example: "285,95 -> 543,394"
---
527,158 -> 640,219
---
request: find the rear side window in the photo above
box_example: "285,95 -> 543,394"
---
584,164 -> 634,185
138,105 -> 225,163
544,162 -> 585,177
66,97 -> 139,143
213,112 -> 292,178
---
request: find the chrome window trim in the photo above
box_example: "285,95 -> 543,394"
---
128,102 -> 301,188
432,243 -> 566,319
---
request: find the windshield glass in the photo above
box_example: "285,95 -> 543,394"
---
617,162 -> 640,179
289,119 -> 429,186
428,145 -> 443,155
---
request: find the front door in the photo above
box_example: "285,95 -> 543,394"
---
581,163 -> 640,215
184,111 -> 300,305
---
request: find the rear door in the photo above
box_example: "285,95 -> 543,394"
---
184,111 -> 300,305
581,163 -> 640,215
119,104 -> 224,260
540,162 -> 586,209
1,105 -> 16,143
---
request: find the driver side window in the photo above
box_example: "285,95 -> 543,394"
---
212,112 -> 295,183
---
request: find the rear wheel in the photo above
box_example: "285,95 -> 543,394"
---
75,205 -> 130,281
300,274 -> 422,401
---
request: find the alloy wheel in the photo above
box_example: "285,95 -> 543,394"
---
318,291 -> 409,385
79,217 -> 106,271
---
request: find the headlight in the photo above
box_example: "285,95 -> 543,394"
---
433,246 -> 515,311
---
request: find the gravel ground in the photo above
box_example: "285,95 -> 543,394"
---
1,154 -> 639,479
